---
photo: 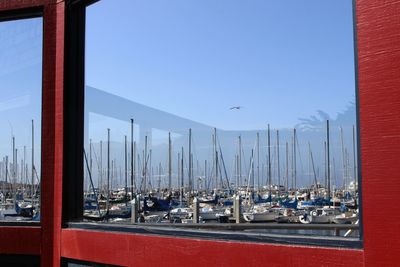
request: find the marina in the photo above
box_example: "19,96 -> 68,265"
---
81,119 -> 359,238
0,120 -> 40,222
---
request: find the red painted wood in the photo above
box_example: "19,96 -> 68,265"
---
356,0 -> 400,266
0,0 -> 54,12
40,1 -> 64,267
0,0 -> 47,260
0,227 -> 40,255
61,229 -> 364,267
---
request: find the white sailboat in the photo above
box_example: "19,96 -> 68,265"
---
333,211 -> 358,224
299,207 -> 340,224
243,206 -> 280,222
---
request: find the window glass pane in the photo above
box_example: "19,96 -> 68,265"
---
84,0 -> 359,238
0,17 -> 42,221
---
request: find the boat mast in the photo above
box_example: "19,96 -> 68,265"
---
158,162 -> 161,192
149,149 -> 152,191
251,149 -> 255,190
111,160 -> 114,194
239,135 -> 242,188
25,162 -> 28,194
285,142 -> 289,193
215,150 -> 219,190
308,142 -> 318,189
5,156 -> 8,196
89,139 -> 92,188
178,152 -> 181,197
188,128 -> 192,193
20,152 -> 23,188
130,118 -> 134,197
138,152 -> 142,191
267,124 -> 271,201
2,157 -> 5,201
124,135 -> 128,205
22,146 -> 25,190
276,130 -> 280,198
332,157 -> 336,195
256,132 -> 260,192
12,136 -> 15,198
204,160 -> 207,191
326,120 -> 331,204
106,128 -> 110,215
196,159 -> 199,191
352,125 -> 357,191
235,154 -> 239,189
99,141 -> 102,195
143,135 -> 148,194
293,128 -> 297,190
31,120 -> 34,199
324,141 -> 327,190
340,127 -> 346,190
133,141 -> 137,193
345,148 -> 350,191
181,147 -> 184,206
190,156 -> 198,192
213,128 -> 217,190
291,136 -> 294,190
168,132 -> 172,192
15,148 -> 18,194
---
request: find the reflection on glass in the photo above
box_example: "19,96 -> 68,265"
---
84,0 -> 358,237
0,18 -> 42,221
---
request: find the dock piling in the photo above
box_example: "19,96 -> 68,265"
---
193,197 -> 199,223
234,195 -> 241,223
131,196 -> 138,223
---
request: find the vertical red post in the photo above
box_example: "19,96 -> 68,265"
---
356,0 -> 400,266
41,1 -> 65,267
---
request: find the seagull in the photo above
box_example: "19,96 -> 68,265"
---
230,106 -> 243,110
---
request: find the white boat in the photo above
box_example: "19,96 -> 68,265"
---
199,207 -> 221,220
333,212 -> 358,224
170,207 -> 192,220
144,214 -> 162,223
299,207 -> 340,224
0,208 -> 17,220
275,208 -> 300,223
243,207 -> 280,222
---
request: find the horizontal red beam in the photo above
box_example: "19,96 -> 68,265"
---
61,229 -> 364,267
0,0 -> 46,12
0,227 -> 40,255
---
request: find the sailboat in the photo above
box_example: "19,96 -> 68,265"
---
299,207 -> 340,224
243,205 -> 281,222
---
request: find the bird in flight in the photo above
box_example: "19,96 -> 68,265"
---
230,106 -> 243,110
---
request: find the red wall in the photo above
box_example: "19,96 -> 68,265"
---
1,0 -> 400,266
0,227 -> 40,255
356,0 -> 400,266
61,229 -> 364,267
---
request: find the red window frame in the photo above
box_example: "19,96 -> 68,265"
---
0,0 -> 64,265
1,0 -> 399,266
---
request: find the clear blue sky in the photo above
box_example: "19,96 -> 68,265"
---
0,18 -> 42,170
84,0 -> 357,188
86,0 -> 356,131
